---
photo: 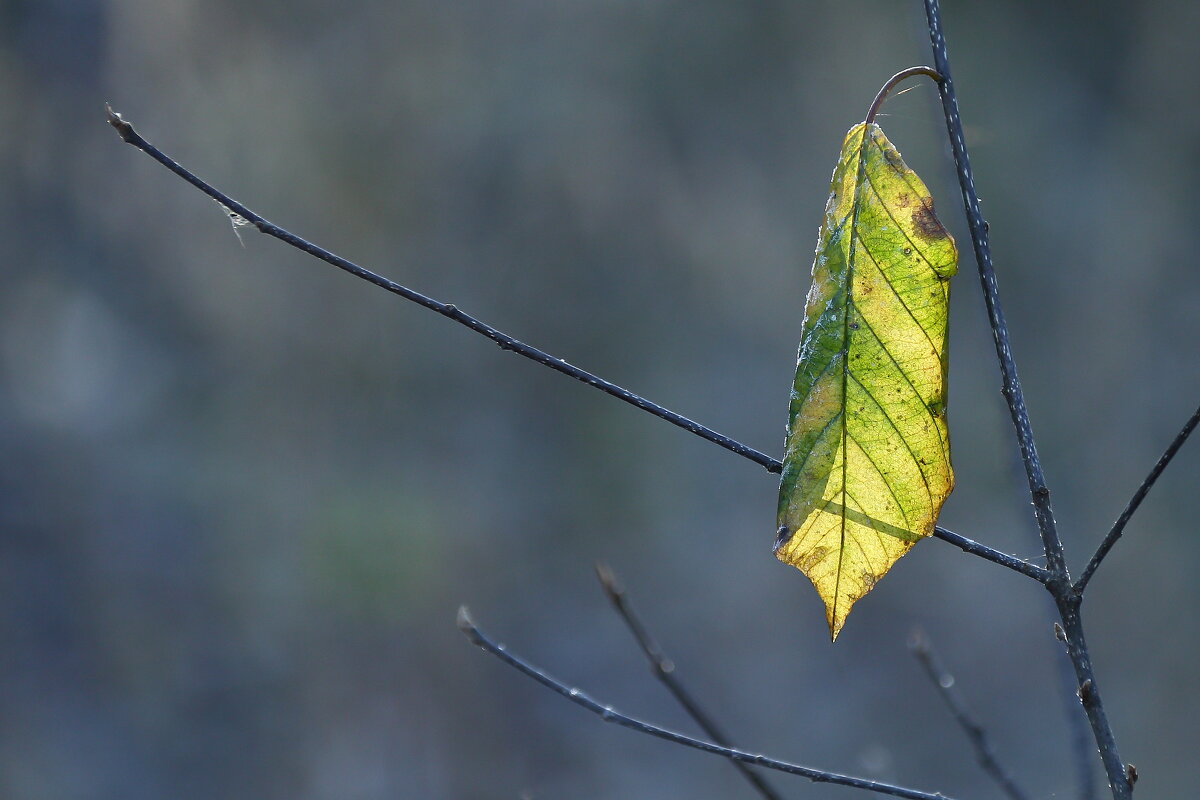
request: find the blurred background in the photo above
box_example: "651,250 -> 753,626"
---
3,0 -> 1199,797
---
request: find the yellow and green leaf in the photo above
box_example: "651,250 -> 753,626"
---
776,122 -> 956,640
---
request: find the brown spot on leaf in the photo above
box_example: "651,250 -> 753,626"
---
912,197 -> 949,241
883,145 -> 904,169
796,545 -> 829,573
895,192 -> 911,208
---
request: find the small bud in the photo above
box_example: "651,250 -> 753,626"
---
1053,622 -> 1066,642
1125,763 -> 1138,786
1077,678 -> 1094,704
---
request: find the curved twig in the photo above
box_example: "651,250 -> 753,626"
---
864,67 -> 943,124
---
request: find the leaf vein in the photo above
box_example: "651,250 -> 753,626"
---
847,372 -> 936,514
849,306 -> 948,457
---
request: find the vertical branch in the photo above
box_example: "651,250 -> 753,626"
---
920,2 -> 1065,577
1056,647 -> 1099,800
922,3 -> 1130,797
1052,599 -> 1129,800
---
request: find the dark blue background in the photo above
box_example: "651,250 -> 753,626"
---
2,1 -> 1197,797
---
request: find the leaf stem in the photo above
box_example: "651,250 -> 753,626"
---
458,607 -> 964,800
595,564 -> 784,800
1074,400 -> 1200,593
864,66 -> 943,124
104,105 -> 781,475
910,630 -> 1030,800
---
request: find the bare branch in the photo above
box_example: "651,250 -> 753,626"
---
595,564 -> 785,800
1075,400 -> 1200,593
932,527 -> 1049,582
1055,651 -> 1099,800
458,607 -> 961,800
919,6 -> 1065,579
104,105 -> 780,475
921,3 -> 1129,796
910,631 -> 1030,800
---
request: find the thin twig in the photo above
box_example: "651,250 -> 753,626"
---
932,527 -> 1049,582
1075,400 -> 1200,593
922,3 -> 1129,797
595,563 -> 785,800
909,631 -> 1030,800
104,105 -> 780,475
458,607 -> 960,800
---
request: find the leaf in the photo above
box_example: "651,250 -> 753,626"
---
776,122 -> 957,640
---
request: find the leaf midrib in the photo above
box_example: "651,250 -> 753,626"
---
832,125 -> 876,626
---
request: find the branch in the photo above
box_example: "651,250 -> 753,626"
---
595,564 -> 784,800
1052,604 -> 1129,799
1055,649 -> 1099,800
909,631 -> 1030,800
108,103 -> 1031,581
920,4 -> 1064,578
458,607 -> 960,800
104,105 -> 780,475
932,526 -> 1049,582
922,4 -> 1129,797
1074,400 -> 1200,593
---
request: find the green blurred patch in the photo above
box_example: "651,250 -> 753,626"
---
300,484 -> 444,623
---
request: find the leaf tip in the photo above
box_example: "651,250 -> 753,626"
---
825,597 -> 852,642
